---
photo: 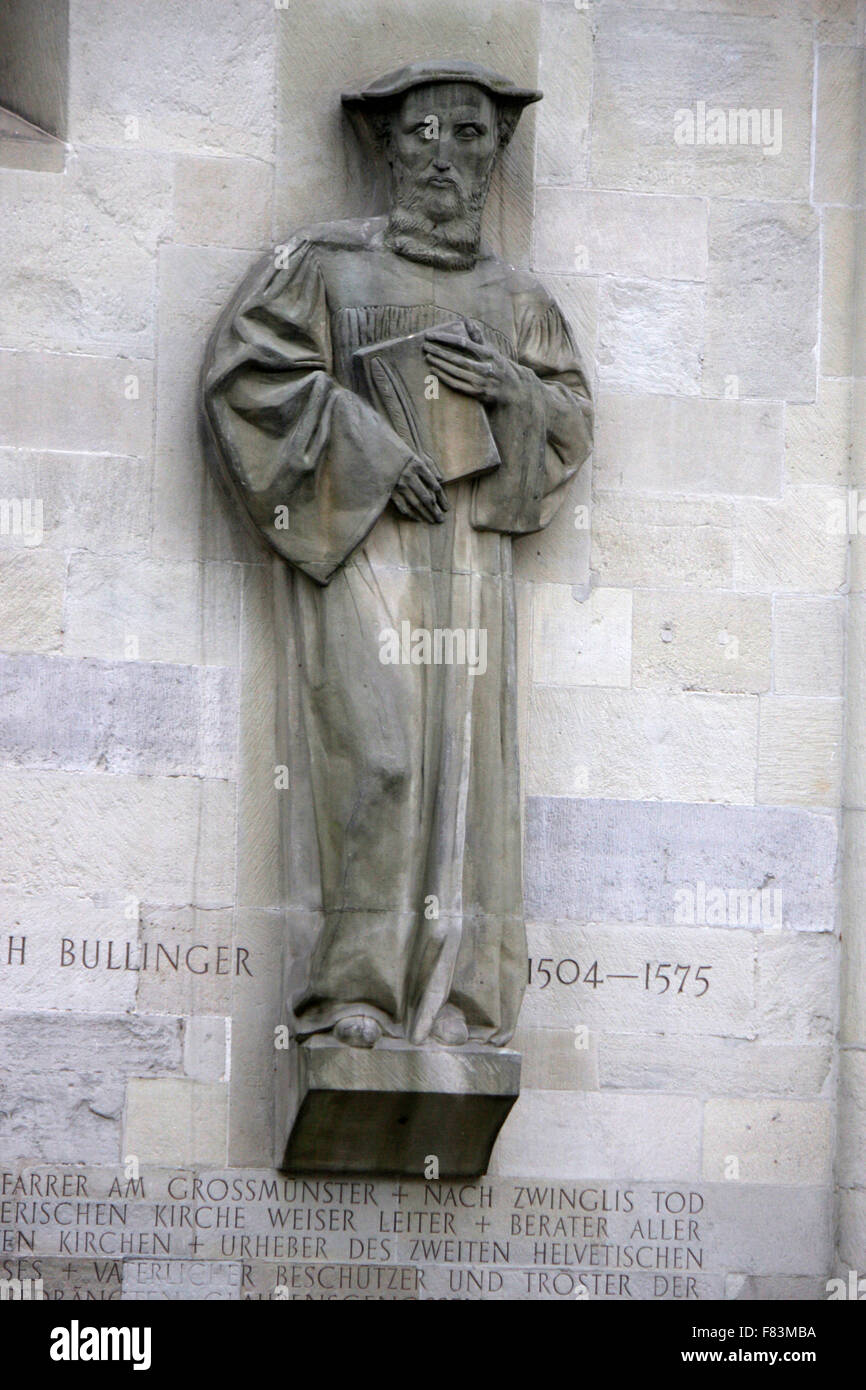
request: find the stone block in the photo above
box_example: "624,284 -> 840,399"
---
702,1099 -> 832,1183
0,552 -> 64,652
704,202 -> 818,401
0,449 -> 152,556
836,1050 -> 866,1188
811,0 -> 859,43
489,1091 -> 702,1180
124,1078 -> 228,1166
0,895 -> 140,1014
173,155 -> 274,250
840,810 -> 866,1042
535,189 -> 707,280
774,598 -> 845,698
784,379 -> 851,486
814,43 -> 861,205
536,1 -> 592,185
590,9 -> 812,199
757,696 -> 843,807
699,1184 -> 833,1276
184,1017 -> 230,1083
598,278 -> 703,395
598,1036 -> 832,1098
821,207 -> 855,376
136,906 -> 238,1017
0,1011 -> 181,1075
63,554 -> 242,667
522,922 -> 757,1041
528,687 -> 758,802
511,1026 -> 599,1092
69,0 -> 274,157
0,1070 -> 124,1165
532,584 -> 631,687
632,590 -> 771,693
153,244 -> 262,564
0,771 -> 235,902
0,150 -> 171,354
843,598 -> 866,807
236,564 -> 282,912
0,350 -> 153,456
592,494 -> 733,590
281,1038 -> 521,1177
524,797 -> 838,931
515,578 -> 532,791
733,489 -> 848,593
837,1189 -> 866,1272
0,653 -> 237,779
757,934 -> 838,1043
228,908 -> 284,1166
595,394 -> 782,496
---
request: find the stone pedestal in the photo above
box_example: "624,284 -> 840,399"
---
280,1037 -> 520,1176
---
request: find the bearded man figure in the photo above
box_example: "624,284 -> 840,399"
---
203,61 -> 593,1058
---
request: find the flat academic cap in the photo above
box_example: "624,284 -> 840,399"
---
342,59 -> 542,111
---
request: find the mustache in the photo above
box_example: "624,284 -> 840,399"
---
421,171 -> 460,186
393,174 -> 486,214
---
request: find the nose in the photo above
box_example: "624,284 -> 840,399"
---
432,152 -> 451,170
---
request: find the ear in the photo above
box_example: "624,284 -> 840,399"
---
369,111 -> 393,152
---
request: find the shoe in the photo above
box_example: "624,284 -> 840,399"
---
334,1015 -> 382,1048
431,1005 -> 469,1046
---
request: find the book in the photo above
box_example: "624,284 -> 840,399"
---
352,322 -> 501,484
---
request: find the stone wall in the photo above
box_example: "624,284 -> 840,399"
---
0,0 -> 862,1300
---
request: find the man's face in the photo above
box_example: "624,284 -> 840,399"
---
389,82 -> 499,224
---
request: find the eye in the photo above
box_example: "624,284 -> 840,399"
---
456,124 -> 484,140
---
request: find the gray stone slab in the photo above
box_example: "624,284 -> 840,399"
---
525,797 -> 837,932
699,1184 -> 833,1277
0,1014 -> 182,1166
0,653 -> 237,778
0,1070 -> 124,1165
725,1273 -> 829,1301
281,1040 -> 521,1177
0,1012 -> 182,1073
598,1036 -> 832,1098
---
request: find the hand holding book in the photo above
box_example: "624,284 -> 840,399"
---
352,320 -> 502,493
392,451 -> 449,524
423,323 -> 527,408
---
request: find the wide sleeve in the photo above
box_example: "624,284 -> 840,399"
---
201,236 -> 414,584
471,291 -> 593,535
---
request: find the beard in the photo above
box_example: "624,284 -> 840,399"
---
384,163 -> 493,271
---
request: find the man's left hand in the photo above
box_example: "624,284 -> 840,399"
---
423,326 -> 527,408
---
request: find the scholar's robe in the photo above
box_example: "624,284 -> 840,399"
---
202,217 -> 592,1046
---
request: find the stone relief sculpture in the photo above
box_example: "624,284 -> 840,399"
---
202,60 -> 593,1173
